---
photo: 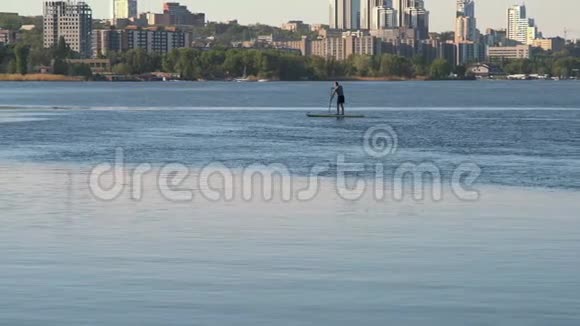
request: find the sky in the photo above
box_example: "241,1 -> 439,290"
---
2,0 -> 578,38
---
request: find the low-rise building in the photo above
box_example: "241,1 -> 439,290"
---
487,45 -> 531,60
275,35 -> 377,61
468,63 -> 504,78
274,37 -> 310,55
310,24 -> 328,33
281,20 -> 310,33
141,2 -> 205,27
20,25 -> 37,31
532,37 -> 565,52
0,28 -> 19,45
67,59 -> 112,74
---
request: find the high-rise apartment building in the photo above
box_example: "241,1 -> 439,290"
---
362,0 -> 428,39
43,1 -> 93,58
93,27 -> 191,57
361,0 -> 377,30
392,0 -> 422,27
350,0 -> 361,30
456,0 -> 474,17
455,0 -> 477,42
507,4 -> 539,45
113,0 -> 138,21
371,5 -> 396,30
406,4 -> 429,39
329,0 -> 360,30
453,0 -> 481,65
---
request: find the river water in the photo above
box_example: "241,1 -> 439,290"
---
0,81 -> 579,325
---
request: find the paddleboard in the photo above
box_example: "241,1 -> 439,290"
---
307,113 -> 365,118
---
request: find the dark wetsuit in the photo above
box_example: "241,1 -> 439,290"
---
335,85 -> 345,103
334,85 -> 345,115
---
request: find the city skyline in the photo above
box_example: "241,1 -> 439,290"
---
1,0 -> 578,37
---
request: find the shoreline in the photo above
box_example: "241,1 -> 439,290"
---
0,74 -> 570,82
0,74 -> 84,82
0,73 -> 456,82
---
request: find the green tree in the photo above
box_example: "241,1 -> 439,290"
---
258,51 -> 281,78
21,29 -> 52,67
307,56 -> 329,80
278,54 -> 308,80
0,45 -> 10,73
176,49 -> 201,80
223,49 -> 244,77
7,59 -> 18,74
124,48 -> 153,74
412,55 -> 428,76
379,54 -> 413,77
54,36 -> 72,59
199,50 -> 226,79
429,59 -> 452,80
0,13 -> 22,30
453,65 -> 467,78
350,55 -> 374,77
14,44 -> 29,74
163,49 -> 180,72
552,57 -> 579,78
52,58 -> 69,75
504,59 -> 533,75
68,63 -> 92,80
112,63 -> 132,75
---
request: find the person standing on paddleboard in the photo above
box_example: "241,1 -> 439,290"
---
331,82 -> 346,116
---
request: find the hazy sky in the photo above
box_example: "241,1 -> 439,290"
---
2,0 -> 578,37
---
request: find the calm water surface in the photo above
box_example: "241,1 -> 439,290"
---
0,81 -> 579,325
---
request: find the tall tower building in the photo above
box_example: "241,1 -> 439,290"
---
507,4 -> 540,45
43,1 -> 93,58
350,0 -> 361,30
456,0 -> 474,17
407,1 -> 429,39
391,0 -> 427,29
455,0 -> 477,42
329,0 -> 361,30
360,0 -> 385,30
371,5 -> 396,30
113,0 -> 138,21
392,0 -> 404,27
507,4 -> 530,44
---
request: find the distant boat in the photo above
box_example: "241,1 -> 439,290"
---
234,66 -> 253,82
258,79 -> 270,83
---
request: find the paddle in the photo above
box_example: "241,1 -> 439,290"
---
328,86 -> 334,113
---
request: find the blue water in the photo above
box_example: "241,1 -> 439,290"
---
1,81 -> 579,189
1,81 -> 580,325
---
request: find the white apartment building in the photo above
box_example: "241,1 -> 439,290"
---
507,4 -> 539,45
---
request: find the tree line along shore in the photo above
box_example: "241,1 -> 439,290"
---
0,36 -> 459,81
3,41 -> 579,81
1,18 -> 579,82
